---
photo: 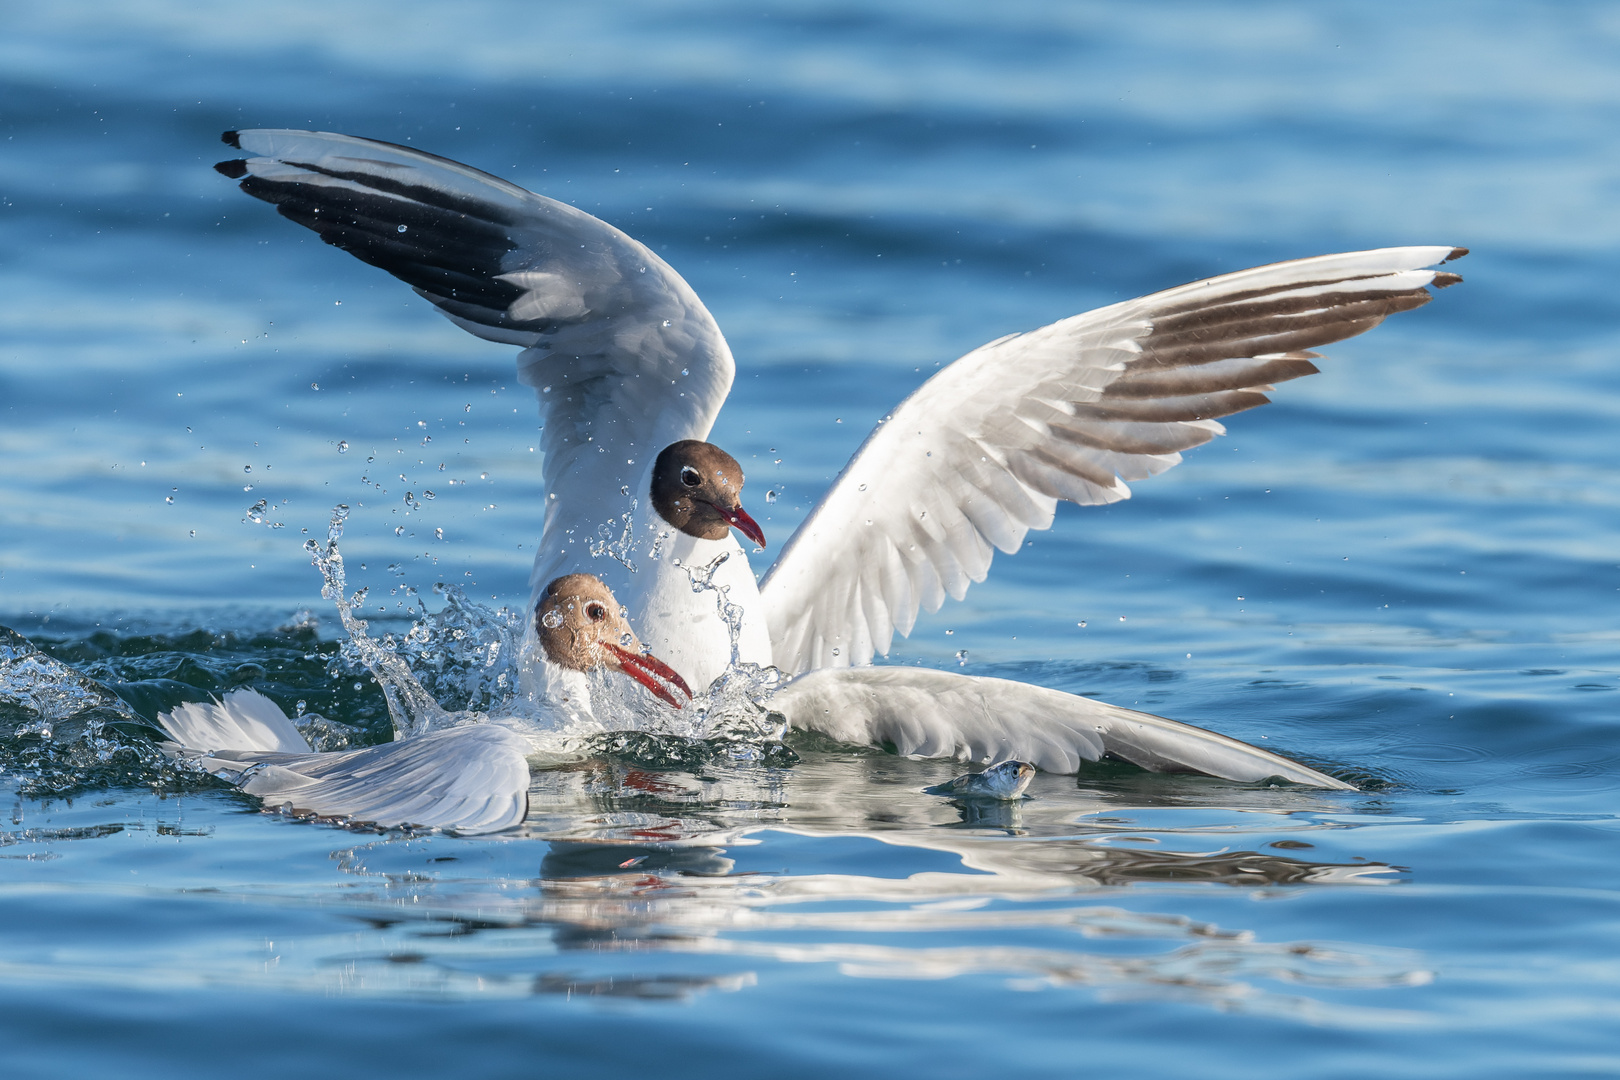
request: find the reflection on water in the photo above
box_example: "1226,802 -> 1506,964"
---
0,741 -> 1421,1025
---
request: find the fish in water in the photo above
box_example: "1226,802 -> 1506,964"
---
929,760 -> 1036,801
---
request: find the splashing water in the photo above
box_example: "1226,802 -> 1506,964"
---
0,627 -> 201,795
588,502 -> 639,573
674,550 -> 795,756
303,505 -> 447,739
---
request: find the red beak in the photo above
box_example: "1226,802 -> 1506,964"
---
603,642 -> 693,709
713,502 -> 766,548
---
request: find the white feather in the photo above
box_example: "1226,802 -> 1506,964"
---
158,689 -> 530,833
771,667 -> 1355,789
760,246 -> 1464,673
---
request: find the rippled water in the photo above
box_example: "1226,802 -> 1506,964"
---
4,2 -> 1620,1076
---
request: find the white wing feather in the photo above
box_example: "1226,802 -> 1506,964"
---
219,129 -> 734,581
771,667 -> 1353,789
158,689 -> 530,833
760,246 -> 1465,673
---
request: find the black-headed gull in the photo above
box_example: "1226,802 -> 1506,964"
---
157,572 -> 691,832
216,130 -> 1464,688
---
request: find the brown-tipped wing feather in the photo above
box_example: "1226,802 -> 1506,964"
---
761,246 -> 1465,674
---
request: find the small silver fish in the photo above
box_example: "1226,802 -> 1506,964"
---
930,760 -> 1036,801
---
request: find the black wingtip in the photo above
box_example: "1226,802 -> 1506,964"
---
1444,246 -> 1469,263
214,159 -> 248,179
221,130 -> 242,148
1432,272 -> 1464,289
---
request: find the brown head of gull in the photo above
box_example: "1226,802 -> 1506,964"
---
536,573 -> 694,709
650,440 -> 767,548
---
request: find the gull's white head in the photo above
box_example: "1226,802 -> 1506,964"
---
535,573 -> 692,709
650,440 -> 766,548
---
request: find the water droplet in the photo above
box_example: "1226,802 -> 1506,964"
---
857,483 -> 867,491
1119,616 -> 1127,622
337,440 -> 349,454
620,485 -> 630,496
189,529 -> 196,538
831,648 -> 840,657
243,465 -> 252,473
541,610 -> 564,629
662,319 -> 672,327
955,650 -> 968,666
164,496 -> 174,504
480,472 -> 488,480
352,681 -> 363,691
765,489 -> 778,503
1078,620 -> 1087,628
945,629 -> 954,635
394,526 -> 404,536
835,417 -> 843,423
434,527 -> 444,540
396,224 -> 408,233
295,700 -> 307,716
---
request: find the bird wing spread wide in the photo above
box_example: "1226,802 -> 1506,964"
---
760,246 -> 1464,672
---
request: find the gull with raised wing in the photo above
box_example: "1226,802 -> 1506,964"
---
216,130 -> 1463,687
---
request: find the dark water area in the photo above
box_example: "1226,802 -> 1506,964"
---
3,2 -> 1620,1077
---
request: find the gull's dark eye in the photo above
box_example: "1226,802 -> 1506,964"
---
586,602 -> 607,622
680,466 -> 702,487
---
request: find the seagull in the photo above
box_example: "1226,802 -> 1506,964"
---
156,578 -> 1353,838
215,130 -> 1464,688
156,573 -> 692,833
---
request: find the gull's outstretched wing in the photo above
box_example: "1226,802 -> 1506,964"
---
159,690 -> 530,833
772,667 -> 1354,789
216,129 -> 734,548
760,247 -> 1465,673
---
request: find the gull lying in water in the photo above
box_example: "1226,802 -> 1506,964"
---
216,130 -> 1465,691
156,579 -> 1350,835
156,574 -> 690,833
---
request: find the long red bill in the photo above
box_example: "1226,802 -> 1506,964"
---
715,503 -> 766,548
603,642 -> 693,709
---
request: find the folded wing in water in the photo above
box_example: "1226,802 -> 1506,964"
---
770,667 -> 1353,789
158,689 -> 531,833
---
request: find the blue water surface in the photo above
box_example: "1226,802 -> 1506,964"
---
3,2 -> 1619,1077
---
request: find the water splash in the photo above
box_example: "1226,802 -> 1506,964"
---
588,501 -> 638,573
393,583 -> 525,717
303,505 -> 446,739
0,627 -> 199,795
682,551 -> 747,668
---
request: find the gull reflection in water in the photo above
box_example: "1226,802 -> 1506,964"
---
321,747 -> 1428,1021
